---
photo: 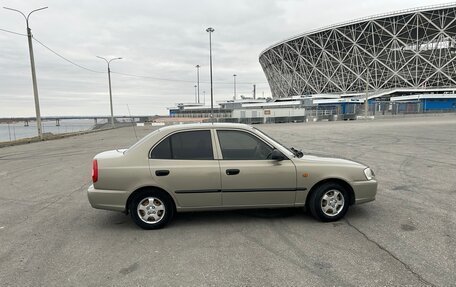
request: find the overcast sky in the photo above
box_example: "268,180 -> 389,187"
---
0,0 -> 448,117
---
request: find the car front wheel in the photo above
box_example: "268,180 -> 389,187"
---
130,190 -> 174,229
308,182 -> 349,222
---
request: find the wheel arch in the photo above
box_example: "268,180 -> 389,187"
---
306,178 -> 355,207
125,186 -> 177,215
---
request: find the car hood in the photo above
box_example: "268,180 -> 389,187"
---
295,154 -> 366,168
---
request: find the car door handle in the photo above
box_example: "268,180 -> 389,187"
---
226,169 -> 240,175
155,170 -> 170,176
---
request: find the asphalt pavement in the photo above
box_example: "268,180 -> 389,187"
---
0,115 -> 455,286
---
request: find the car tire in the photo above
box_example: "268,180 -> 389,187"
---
129,190 -> 174,230
308,182 -> 349,222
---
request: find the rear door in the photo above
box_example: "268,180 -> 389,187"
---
148,129 -> 221,208
216,129 -> 297,207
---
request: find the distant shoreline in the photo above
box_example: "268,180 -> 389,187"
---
0,122 -> 121,148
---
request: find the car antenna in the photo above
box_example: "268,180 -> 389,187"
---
127,104 -> 139,141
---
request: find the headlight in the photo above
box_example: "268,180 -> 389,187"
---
364,168 -> 375,180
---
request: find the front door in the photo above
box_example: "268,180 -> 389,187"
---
216,130 -> 297,207
148,130 -> 221,208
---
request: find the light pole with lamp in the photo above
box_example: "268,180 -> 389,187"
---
206,27 -> 215,122
195,65 -> 200,103
97,56 -> 122,128
4,6 -> 48,140
233,74 -> 237,100
194,85 -> 197,103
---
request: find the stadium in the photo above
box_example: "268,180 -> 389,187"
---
169,4 -> 456,121
259,3 -> 456,115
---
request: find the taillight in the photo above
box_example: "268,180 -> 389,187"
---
92,159 -> 98,183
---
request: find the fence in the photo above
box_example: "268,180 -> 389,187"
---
363,101 -> 456,116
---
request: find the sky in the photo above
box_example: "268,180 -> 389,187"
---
0,0 -> 449,117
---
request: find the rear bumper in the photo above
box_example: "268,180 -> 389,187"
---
352,180 -> 378,204
87,184 -> 129,212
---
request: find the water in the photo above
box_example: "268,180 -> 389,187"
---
0,119 -> 107,142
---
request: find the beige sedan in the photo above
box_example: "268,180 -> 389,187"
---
88,123 -> 377,229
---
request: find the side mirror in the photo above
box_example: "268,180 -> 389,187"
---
271,149 -> 285,161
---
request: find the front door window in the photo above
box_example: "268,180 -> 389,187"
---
217,130 -> 272,160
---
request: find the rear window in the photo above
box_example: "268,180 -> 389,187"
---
150,130 -> 213,160
126,128 -> 161,153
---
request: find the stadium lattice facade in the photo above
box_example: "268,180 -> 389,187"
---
259,4 -> 456,98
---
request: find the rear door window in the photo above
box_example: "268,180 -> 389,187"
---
151,130 -> 213,160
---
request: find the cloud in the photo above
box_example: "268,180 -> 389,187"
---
0,0 -> 446,116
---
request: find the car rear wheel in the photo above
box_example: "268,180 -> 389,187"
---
308,182 -> 349,222
130,190 -> 174,229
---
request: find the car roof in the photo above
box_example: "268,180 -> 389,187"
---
157,122 -> 254,133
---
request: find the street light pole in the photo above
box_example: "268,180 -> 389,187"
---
4,6 -> 48,140
233,74 -> 237,100
206,27 -> 215,122
97,56 -> 122,128
194,85 -> 197,103
196,65 -> 200,103
365,64 -> 370,119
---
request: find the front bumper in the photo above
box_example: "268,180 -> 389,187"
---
87,184 -> 129,212
352,180 -> 378,204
